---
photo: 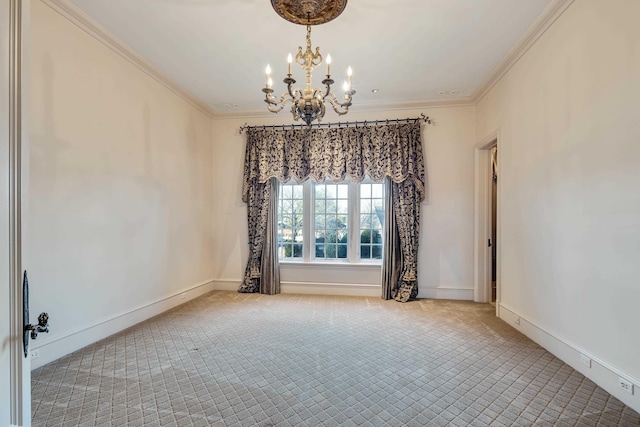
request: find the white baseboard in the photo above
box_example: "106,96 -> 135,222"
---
499,303 -> 640,414
420,287 -> 474,300
213,279 -> 380,297
30,279 -> 215,370
214,280 -> 474,300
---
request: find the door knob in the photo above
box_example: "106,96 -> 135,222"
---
22,271 -> 50,357
26,312 -> 49,340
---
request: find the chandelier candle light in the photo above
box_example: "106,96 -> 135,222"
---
263,0 -> 355,126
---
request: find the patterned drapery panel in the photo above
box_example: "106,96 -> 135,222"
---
381,178 -> 421,302
391,179 -> 421,302
238,179 -> 271,293
241,122 -> 426,299
242,123 -> 426,200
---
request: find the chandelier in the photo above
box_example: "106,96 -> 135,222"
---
263,0 -> 355,126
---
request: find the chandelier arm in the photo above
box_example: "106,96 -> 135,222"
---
321,77 -> 334,98
312,88 -> 324,99
292,88 -> 304,99
286,79 -> 296,99
325,92 -> 354,110
264,90 -> 293,113
266,96 -> 293,113
324,95 -> 350,116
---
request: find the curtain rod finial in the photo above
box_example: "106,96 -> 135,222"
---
420,113 -> 432,125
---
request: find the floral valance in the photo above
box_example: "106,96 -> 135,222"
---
242,122 -> 426,203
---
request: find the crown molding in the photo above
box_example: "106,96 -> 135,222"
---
211,97 -> 476,121
349,97 -> 477,112
40,0 -> 216,118
472,0 -> 575,104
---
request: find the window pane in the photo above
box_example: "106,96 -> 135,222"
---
372,183 -> 383,198
315,214 -> 325,229
361,199 -> 371,214
293,185 -> 303,199
361,184 -> 371,198
325,244 -> 336,258
337,199 -> 348,214
315,199 -> 325,213
326,199 -> 337,214
361,245 -> 371,259
281,214 -> 291,229
371,215 -> 382,230
315,185 -> 325,199
326,185 -> 336,198
337,185 -> 348,198
372,245 -> 383,259
281,185 -> 292,199
337,245 -> 348,258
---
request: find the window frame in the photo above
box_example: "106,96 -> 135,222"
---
277,178 -> 384,265
276,182 -> 305,260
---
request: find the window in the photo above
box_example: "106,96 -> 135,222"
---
314,183 -> 349,259
277,183 -> 304,259
359,183 -> 384,260
277,179 -> 385,263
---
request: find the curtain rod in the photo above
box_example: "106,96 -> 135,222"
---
238,113 -> 431,134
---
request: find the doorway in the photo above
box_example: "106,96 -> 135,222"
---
474,132 -> 500,310
490,146 -> 498,303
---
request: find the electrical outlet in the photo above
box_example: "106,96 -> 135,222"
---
514,317 -> 520,325
30,349 -> 40,360
619,377 -> 634,395
579,354 -> 591,368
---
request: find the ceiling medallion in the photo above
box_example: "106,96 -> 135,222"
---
263,0 -> 355,126
270,0 -> 348,26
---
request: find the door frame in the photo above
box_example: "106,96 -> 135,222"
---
473,130 -> 501,312
1,0 -> 30,425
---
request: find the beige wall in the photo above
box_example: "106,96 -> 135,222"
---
477,0 -> 640,393
211,105 -> 477,299
28,0 -> 214,366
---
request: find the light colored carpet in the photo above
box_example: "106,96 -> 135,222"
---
32,291 -> 640,426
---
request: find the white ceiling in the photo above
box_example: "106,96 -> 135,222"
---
68,0 -> 552,116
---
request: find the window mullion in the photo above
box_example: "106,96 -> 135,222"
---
349,181 -> 359,263
303,181 -> 312,262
